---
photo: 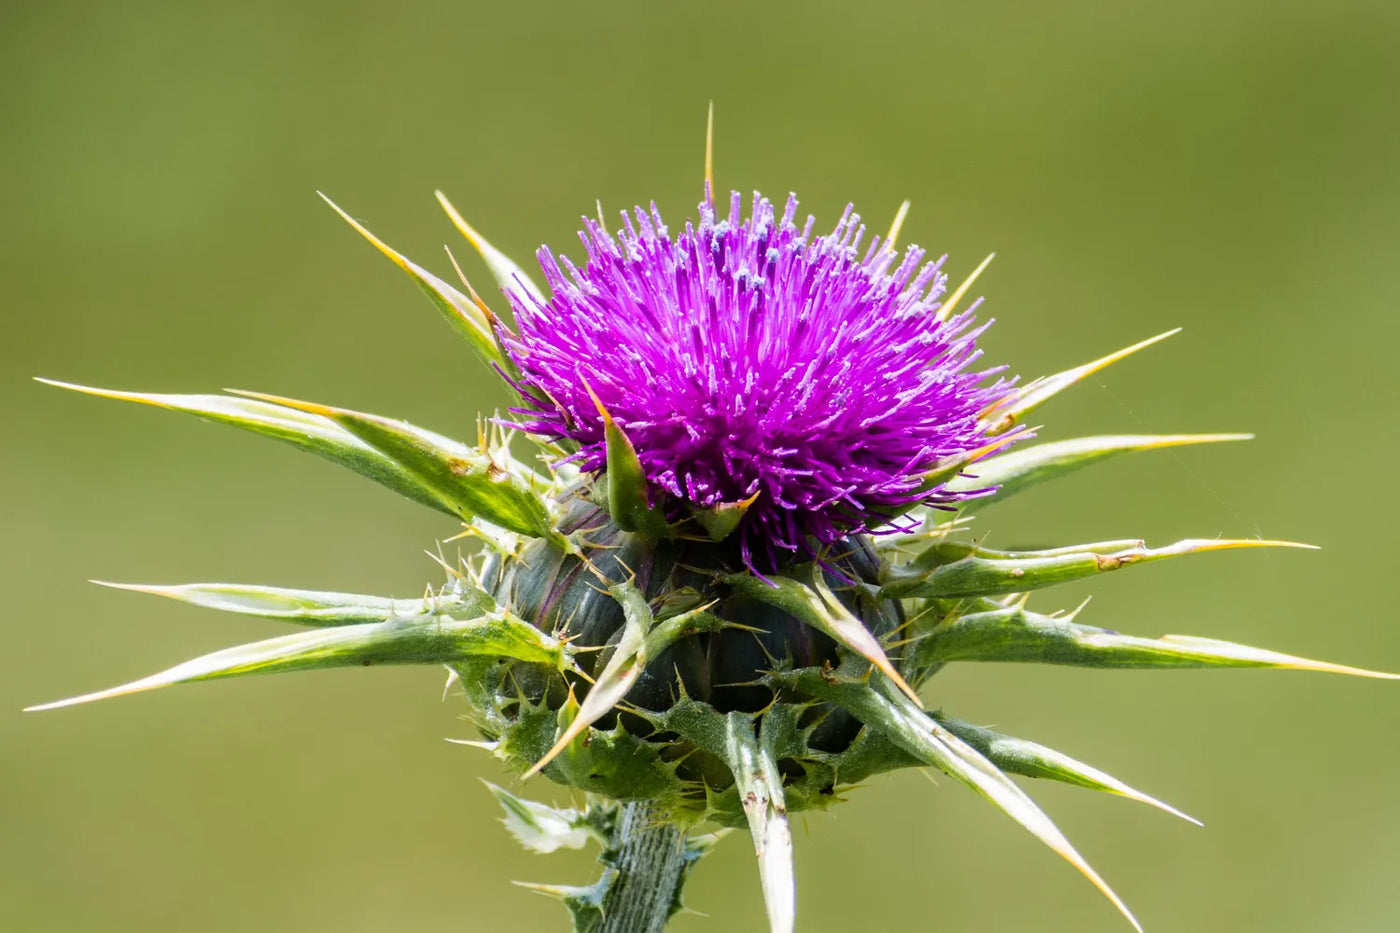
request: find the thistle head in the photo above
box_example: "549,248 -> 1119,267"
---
502,190 -> 1019,568
29,122 -> 1389,933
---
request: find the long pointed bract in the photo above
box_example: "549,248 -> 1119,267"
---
35,379 -> 456,517
319,193 -> 506,370
882,538 -> 1314,600
939,716 -> 1201,825
947,433 -> 1254,513
776,665 -> 1142,931
27,609 -> 568,712
435,190 -> 546,303
725,712 -> 796,933
983,329 -> 1180,435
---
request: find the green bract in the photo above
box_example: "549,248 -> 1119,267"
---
30,178 -> 1394,933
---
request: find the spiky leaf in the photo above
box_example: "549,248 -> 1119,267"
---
231,390 -> 562,543
36,380 -> 456,518
881,538 -> 1312,600
912,603 -> 1399,678
947,433 -> 1252,514
27,608 -> 566,712
92,580 -> 469,627
774,663 -> 1141,932
485,782 -> 604,854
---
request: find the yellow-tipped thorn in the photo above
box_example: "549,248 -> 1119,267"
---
704,101 -> 715,197
35,378 -> 180,411
318,192 -> 422,285
442,245 -> 499,325
885,200 -> 911,252
224,389 -> 334,417
89,579 -> 179,599
435,190 -> 545,302
1178,538 -> 1319,553
982,328 -> 1183,431
934,252 -> 996,323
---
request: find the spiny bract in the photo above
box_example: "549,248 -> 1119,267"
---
31,131 -> 1396,933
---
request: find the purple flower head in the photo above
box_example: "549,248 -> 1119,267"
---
502,190 -> 1020,568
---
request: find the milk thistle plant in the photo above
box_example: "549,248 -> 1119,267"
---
31,120 -> 1395,933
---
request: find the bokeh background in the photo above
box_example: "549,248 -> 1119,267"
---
4,2 -> 1398,930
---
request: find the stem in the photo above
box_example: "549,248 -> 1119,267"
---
598,802 -> 687,933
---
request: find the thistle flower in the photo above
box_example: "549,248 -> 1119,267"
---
29,122 -> 1396,933
501,189 -> 1018,568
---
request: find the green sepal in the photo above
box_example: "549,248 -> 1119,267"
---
231,390 -> 564,545
937,716 -> 1200,825
982,329 -> 1179,436
689,493 -> 758,542
90,580 -> 482,627
587,389 -> 675,539
36,380 -> 457,518
725,566 -> 921,707
771,662 -> 1141,932
881,537 -> 1312,600
26,607 -> 567,712
947,433 -> 1253,514
320,193 -> 508,372
911,603 -> 1400,678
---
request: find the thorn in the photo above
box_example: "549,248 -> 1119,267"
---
704,101 -> 715,198
443,245 -> 501,327
884,200 -> 911,252
934,253 -> 996,323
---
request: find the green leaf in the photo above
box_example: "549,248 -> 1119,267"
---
37,379 -> 458,518
725,567 -> 922,707
484,782 -> 602,854
937,716 -> 1200,825
436,190 -> 547,305
91,580 -> 464,627
231,390 -> 562,543
982,329 -> 1179,436
948,433 -> 1253,512
775,664 -> 1141,932
26,608 -> 568,712
319,193 -> 507,372
881,537 -> 1314,600
912,603 -> 1400,678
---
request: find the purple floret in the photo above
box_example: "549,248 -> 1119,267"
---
501,190 -> 1020,568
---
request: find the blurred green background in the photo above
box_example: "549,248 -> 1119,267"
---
4,1 -> 1398,930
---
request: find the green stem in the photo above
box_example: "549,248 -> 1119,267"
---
597,802 -> 687,933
